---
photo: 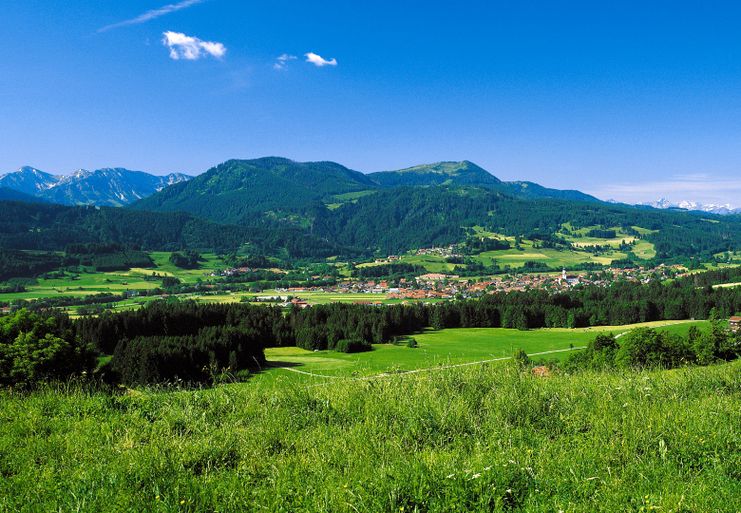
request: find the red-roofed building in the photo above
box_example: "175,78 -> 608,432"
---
730,316 -> 741,333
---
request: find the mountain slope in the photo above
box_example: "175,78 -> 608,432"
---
500,181 -> 599,202
0,187 -> 47,203
0,200 -> 342,257
369,161 -> 600,202
315,185 -> 741,257
132,157 -> 377,224
0,167 -> 191,206
46,168 -> 191,207
368,161 -> 502,188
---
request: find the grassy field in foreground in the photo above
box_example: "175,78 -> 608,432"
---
258,320 -> 706,384
0,360 -> 737,512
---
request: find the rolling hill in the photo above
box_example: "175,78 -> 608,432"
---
133,157 -> 600,225
499,180 -> 598,202
133,157 -> 377,224
368,161 -> 600,202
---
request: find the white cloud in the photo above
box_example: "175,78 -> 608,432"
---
273,53 -> 297,70
305,52 -> 337,67
98,0 -> 204,33
162,31 -> 226,60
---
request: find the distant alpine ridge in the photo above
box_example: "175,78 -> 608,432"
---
641,198 -> 740,215
0,166 -> 191,207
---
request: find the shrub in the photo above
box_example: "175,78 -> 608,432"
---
614,328 -> 694,369
334,338 -> 372,353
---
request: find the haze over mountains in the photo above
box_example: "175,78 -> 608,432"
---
0,166 -> 191,207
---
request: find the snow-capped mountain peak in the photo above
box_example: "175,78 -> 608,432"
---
642,198 -> 739,215
0,166 -> 192,206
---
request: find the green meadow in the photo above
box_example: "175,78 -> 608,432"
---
371,226 -> 655,272
557,224 -> 657,260
0,252 -> 226,302
0,356 -> 737,512
258,321 -> 706,385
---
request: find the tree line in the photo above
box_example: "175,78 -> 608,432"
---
1,278 -> 739,387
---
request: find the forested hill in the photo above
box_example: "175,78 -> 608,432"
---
0,201 -> 341,257
132,158 -> 377,224
0,187 -> 46,203
131,157 -> 602,225
313,186 -> 741,257
79,155 -> 741,260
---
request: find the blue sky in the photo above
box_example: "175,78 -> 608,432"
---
1,1 -> 741,206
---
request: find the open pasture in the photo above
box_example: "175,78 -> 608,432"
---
0,252 -> 226,302
259,320 -> 706,384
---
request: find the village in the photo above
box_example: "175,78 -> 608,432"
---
261,264 -> 689,305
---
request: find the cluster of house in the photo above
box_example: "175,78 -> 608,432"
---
415,246 -> 461,257
253,294 -> 310,309
212,267 -> 254,277
264,264 -> 692,303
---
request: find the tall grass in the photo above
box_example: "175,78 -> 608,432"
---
0,361 -> 739,512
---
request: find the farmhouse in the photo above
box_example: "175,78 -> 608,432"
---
290,299 -> 310,309
730,316 -> 741,332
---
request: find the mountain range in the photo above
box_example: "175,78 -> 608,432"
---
132,157 -> 600,225
0,166 -> 191,207
1,158 -> 599,211
1,157 -> 739,262
640,198 -> 740,215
